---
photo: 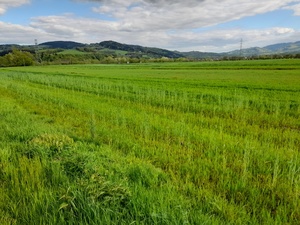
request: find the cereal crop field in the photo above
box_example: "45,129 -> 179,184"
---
0,59 -> 299,224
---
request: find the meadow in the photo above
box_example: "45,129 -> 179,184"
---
0,59 -> 299,224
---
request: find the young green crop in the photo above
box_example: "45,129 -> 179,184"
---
0,59 -> 299,224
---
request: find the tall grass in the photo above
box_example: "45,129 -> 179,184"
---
0,60 -> 299,224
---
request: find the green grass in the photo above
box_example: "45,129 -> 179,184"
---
0,59 -> 300,224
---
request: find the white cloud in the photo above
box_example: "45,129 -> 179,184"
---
16,14 -> 296,52
88,0 -> 300,31
0,0 -> 30,14
0,21 -> 52,44
283,3 -> 300,16
29,15 -> 120,42
1,0 -> 300,52
158,27 -> 296,52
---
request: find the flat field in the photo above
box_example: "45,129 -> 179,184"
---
0,59 -> 300,224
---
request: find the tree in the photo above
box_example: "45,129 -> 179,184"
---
0,49 -> 34,67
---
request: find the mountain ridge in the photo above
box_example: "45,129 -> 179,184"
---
1,40 -> 300,59
226,41 -> 300,57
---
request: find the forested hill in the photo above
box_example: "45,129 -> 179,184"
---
92,41 -> 184,58
40,41 -> 85,49
94,40 -> 300,58
1,40 -> 300,62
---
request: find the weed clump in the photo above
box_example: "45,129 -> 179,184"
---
83,173 -> 131,207
28,134 -> 74,158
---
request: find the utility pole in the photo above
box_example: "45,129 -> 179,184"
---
34,39 -> 40,63
239,38 -> 243,58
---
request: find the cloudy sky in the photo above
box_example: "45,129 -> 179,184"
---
1,0 -> 300,52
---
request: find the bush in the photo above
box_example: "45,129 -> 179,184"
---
0,49 -> 34,67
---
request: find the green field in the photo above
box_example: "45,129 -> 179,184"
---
0,59 -> 299,224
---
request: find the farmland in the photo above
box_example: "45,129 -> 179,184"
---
0,59 -> 300,224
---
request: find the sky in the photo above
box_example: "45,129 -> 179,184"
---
0,0 -> 300,52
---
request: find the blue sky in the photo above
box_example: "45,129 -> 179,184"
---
1,0 -> 300,52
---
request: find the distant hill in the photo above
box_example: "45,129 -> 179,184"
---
264,41 -> 300,54
95,40 -> 300,58
1,40 -> 300,60
180,51 -> 222,59
40,41 -> 85,49
226,41 -> 300,57
94,40 -> 184,58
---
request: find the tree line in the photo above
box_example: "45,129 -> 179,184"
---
0,49 -> 34,67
